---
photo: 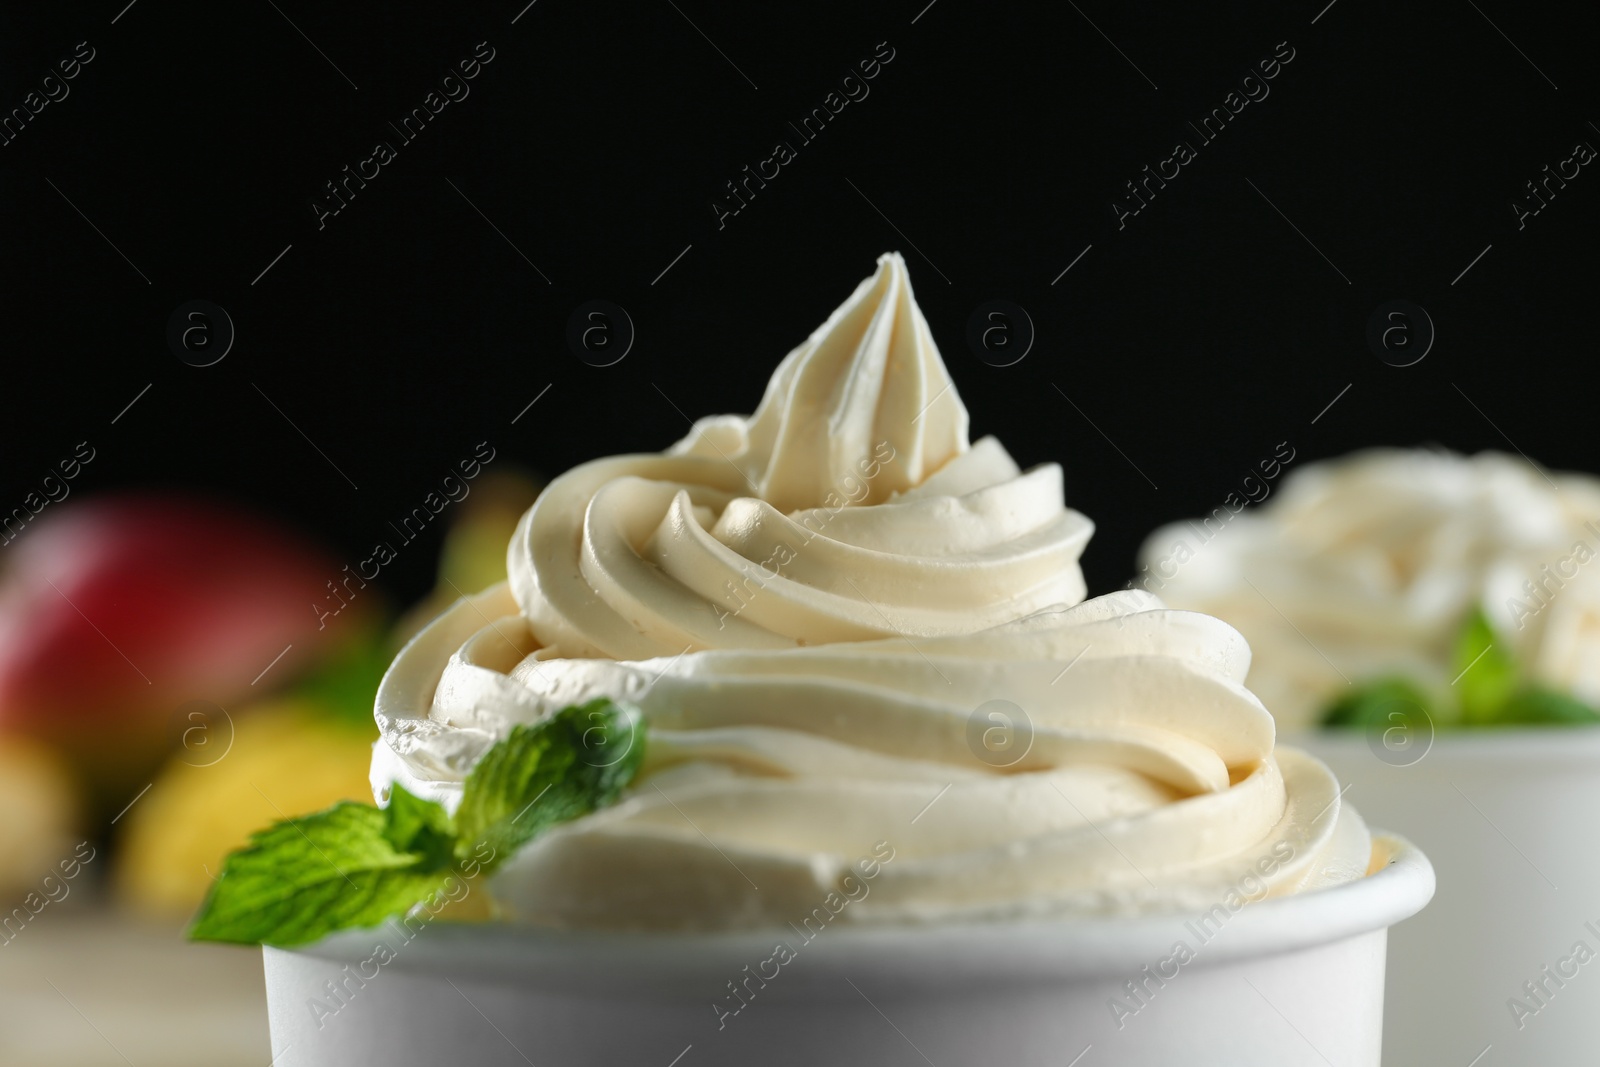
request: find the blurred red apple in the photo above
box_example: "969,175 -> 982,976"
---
0,495 -> 338,806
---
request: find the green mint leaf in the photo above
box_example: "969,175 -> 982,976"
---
1320,676 -> 1438,731
1493,686 -> 1600,726
454,699 -> 646,869
1320,606 -> 1600,732
381,783 -> 457,868
188,801 -> 454,946
1451,608 -> 1520,724
190,700 -> 648,947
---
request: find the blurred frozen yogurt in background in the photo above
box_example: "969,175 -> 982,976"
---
1138,447 -> 1600,730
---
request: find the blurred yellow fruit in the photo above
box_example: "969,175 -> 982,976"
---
115,701 -> 375,915
0,735 -> 80,893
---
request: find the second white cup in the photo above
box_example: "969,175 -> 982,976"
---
1302,728 -> 1600,1067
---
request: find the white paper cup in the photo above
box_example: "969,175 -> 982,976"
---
262,833 -> 1430,1067
1300,729 -> 1600,1067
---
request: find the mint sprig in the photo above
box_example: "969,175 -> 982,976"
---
189,699 -> 646,946
453,698 -> 645,863
1451,608 -> 1520,725
1320,676 -> 1437,733
1319,607 -> 1600,730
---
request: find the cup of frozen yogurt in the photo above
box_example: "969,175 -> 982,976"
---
257,255 -> 1432,1066
1140,447 -> 1600,1064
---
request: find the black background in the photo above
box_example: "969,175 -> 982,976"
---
2,0 -> 1594,610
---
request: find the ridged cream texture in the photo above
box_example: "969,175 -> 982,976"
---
1139,448 -> 1600,729
372,253 -> 1372,930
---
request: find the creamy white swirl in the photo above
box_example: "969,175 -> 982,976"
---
1139,447 -> 1600,729
373,253 -> 1371,929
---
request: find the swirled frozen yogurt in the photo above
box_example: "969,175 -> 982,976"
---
372,253 -> 1373,930
1139,448 -> 1600,729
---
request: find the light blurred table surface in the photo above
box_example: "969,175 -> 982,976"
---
0,899 -> 270,1067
